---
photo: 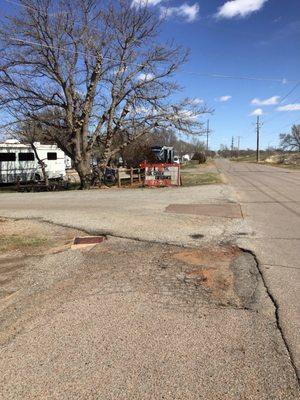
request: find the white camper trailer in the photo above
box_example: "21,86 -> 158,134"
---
0,140 -> 70,184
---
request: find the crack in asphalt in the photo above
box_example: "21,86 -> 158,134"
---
240,247 -> 300,385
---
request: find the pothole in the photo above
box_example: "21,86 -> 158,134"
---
189,234 -> 205,239
173,246 -> 259,308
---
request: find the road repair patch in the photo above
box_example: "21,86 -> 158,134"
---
173,246 -> 258,308
165,203 -> 242,218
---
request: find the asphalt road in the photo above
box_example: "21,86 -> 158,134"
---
0,221 -> 299,399
216,159 -> 300,378
0,183 -> 243,247
0,162 -> 300,398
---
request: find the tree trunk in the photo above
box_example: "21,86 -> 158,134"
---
30,143 -> 49,186
74,158 -> 92,190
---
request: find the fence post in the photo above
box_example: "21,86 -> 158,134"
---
117,168 -> 121,188
138,168 -> 141,183
16,176 -> 20,191
130,167 -> 133,186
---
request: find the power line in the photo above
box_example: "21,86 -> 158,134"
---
5,36 -> 300,85
184,72 -> 299,84
265,118 -> 300,136
260,82 -> 300,125
2,1 -> 300,84
278,81 -> 300,105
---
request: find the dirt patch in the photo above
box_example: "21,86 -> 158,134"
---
0,218 -> 85,254
0,218 -> 87,316
174,245 -> 240,265
173,246 -> 258,308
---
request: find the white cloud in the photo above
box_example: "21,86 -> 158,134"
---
131,0 -> 163,7
160,3 -> 199,22
216,95 -> 232,102
250,108 -> 263,116
216,0 -> 268,19
251,96 -> 280,106
277,103 -> 300,112
137,73 -> 155,81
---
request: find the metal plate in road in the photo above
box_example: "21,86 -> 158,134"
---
165,203 -> 243,218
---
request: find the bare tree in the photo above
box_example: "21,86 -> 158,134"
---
280,125 -> 300,152
0,0 -> 209,188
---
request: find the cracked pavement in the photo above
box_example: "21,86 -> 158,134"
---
216,159 -> 300,380
0,161 -> 300,398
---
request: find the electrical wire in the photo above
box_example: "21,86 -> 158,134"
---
260,82 -> 300,125
2,0 -> 300,84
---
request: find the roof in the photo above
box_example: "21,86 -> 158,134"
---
0,140 -> 60,150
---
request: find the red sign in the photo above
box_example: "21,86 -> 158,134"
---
140,162 -> 181,187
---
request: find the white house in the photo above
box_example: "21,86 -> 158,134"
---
0,140 -> 71,183
182,154 -> 191,162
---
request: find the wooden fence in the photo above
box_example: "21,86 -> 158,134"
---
117,167 -> 142,187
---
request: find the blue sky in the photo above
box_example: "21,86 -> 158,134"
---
155,0 -> 300,149
1,0 -> 300,150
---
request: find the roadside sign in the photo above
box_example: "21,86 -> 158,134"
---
141,162 -> 181,187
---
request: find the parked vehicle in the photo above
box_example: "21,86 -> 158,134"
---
151,146 -> 175,163
91,165 -> 117,187
0,140 -> 71,184
173,155 -> 181,164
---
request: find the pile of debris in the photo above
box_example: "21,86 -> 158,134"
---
265,153 -> 300,165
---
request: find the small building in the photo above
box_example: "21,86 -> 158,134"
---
0,140 -> 71,183
182,154 -> 191,162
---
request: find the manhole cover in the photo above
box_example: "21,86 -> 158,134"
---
165,203 -> 242,218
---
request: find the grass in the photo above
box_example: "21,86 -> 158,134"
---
181,160 -> 214,170
181,161 -> 201,169
181,172 -> 222,186
0,235 -> 47,252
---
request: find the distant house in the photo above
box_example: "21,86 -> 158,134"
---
0,140 -> 71,183
182,154 -> 191,162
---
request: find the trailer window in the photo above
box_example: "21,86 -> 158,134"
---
0,152 -> 16,161
47,152 -> 57,160
19,152 -> 35,161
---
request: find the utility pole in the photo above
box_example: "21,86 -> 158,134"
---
206,119 -> 209,152
256,116 -> 260,163
237,136 -> 240,158
231,136 -> 234,156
